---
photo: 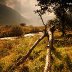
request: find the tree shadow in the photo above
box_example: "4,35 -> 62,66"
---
51,47 -> 63,60
51,49 -> 72,72
54,34 -> 72,47
64,54 -> 72,72
65,34 -> 72,38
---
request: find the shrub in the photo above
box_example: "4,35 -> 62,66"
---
11,26 -> 23,36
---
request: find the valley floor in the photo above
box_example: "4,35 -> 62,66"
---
0,31 -> 72,72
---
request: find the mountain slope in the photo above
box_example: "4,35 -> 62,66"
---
0,4 -> 28,25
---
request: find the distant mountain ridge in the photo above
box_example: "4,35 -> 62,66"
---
0,4 -> 28,25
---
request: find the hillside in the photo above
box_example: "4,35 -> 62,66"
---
0,4 -> 27,25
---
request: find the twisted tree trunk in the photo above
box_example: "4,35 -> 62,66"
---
44,45 -> 51,72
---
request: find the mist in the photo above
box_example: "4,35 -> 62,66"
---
0,0 -> 55,26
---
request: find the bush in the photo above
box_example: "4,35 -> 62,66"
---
11,26 -> 23,36
0,26 -> 23,37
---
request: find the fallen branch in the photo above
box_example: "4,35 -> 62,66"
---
5,33 -> 45,72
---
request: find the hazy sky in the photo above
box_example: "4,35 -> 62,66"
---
0,0 -> 55,26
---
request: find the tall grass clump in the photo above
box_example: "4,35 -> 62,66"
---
11,26 -> 24,37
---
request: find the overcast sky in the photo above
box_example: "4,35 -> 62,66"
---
0,0 -> 55,26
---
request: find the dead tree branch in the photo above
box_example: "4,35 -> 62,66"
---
5,33 -> 45,72
35,10 -> 47,32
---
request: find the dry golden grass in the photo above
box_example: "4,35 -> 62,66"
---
0,31 -> 72,72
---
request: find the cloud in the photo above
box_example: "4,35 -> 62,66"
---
1,0 -> 56,26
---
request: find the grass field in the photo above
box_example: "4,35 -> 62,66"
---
0,31 -> 72,72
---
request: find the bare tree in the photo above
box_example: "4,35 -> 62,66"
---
5,15 -> 55,72
5,3 -> 55,72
